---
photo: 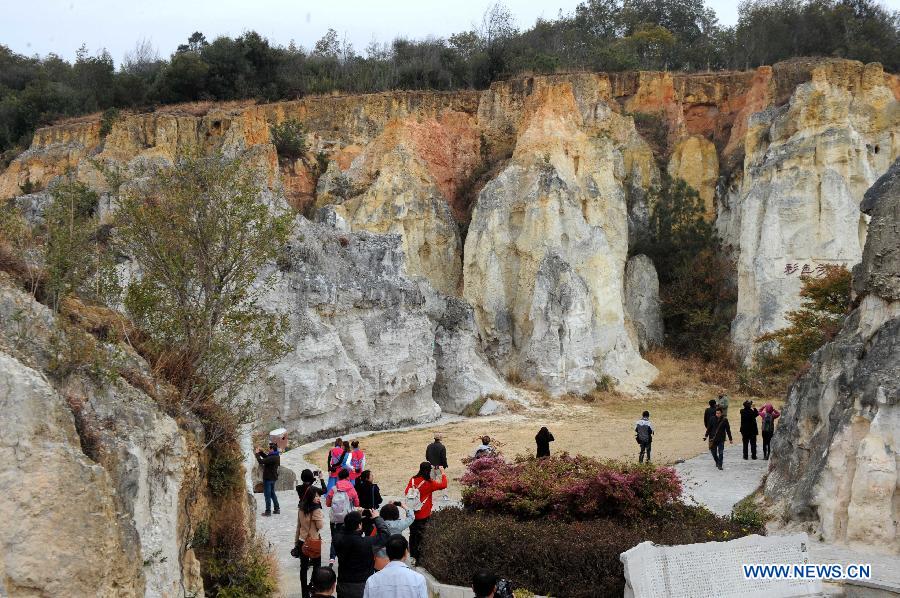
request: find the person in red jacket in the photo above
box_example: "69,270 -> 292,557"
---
404,461 -> 447,563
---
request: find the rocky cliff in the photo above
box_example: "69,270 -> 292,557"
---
2,58 -> 898,431
763,160 -> 900,554
0,277 -> 207,597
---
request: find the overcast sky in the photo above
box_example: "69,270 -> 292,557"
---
3,0 -> 899,66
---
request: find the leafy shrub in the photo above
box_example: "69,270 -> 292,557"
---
732,496 -> 768,530
203,538 -> 278,598
461,395 -> 489,417
99,107 -> 120,138
755,265 -> 851,373
421,506 -> 760,598
207,450 -> 243,498
459,453 -> 682,520
269,119 -> 307,161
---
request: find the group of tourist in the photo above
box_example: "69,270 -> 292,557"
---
701,394 -> 781,470
630,394 -> 781,470
254,394 -> 780,597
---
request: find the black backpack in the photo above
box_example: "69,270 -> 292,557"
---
636,422 -> 652,444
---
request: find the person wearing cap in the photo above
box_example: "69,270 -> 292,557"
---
256,442 -> 281,516
425,433 -> 448,481
740,400 -> 760,460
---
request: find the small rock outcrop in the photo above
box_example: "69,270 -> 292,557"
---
764,159 -> 900,554
624,254 -> 664,352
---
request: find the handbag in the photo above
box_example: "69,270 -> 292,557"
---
301,536 -> 322,558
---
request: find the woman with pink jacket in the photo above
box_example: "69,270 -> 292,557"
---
759,403 -> 780,460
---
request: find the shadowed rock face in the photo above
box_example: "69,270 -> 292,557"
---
764,159 -> 900,554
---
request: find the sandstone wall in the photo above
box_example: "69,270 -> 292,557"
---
764,160 -> 900,554
729,61 -> 899,361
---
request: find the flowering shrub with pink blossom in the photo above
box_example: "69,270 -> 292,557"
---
459,453 -> 682,520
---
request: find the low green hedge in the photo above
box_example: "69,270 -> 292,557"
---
420,506 -> 761,597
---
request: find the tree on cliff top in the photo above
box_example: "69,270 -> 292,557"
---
117,151 -> 292,441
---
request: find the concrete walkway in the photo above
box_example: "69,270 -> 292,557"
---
674,443 -> 769,516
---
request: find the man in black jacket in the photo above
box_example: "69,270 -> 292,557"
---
703,399 -> 717,430
739,400 -> 759,460
425,434 -> 449,482
255,442 -> 281,516
332,510 -> 389,598
703,407 -> 733,470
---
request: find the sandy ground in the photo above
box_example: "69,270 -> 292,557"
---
307,351 -> 783,499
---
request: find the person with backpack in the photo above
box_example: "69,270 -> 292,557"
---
635,411 -> 654,463
348,440 -> 366,485
535,427 -> 554,458
327,438 -> 347,492
326,468 -> 360,565
759,403 -> 781,459
404,462 -> 448,564
255,442 -> 281,516
355,470 -> 382,511
332,510 -> 390,598
473,436 -> 495,458
296,475 -> 326,598
704,406 -> 733,470
739,400 -> 760,460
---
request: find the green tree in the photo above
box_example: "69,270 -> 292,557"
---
116,151 -> 292,436
43,181 -> 119,310
756,264 -> 851,372
638,174 -> 735,358
270,118 -> 307,160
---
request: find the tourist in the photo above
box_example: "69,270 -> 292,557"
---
297,469 -> 327,507
472,570 -> 498,598
311,566 -> 338,598
255,442 -> 281,516
404,462 -> 448,563
759,403 -> 781,459
535,426 -> 554,458
374,502 -> 416,570
332,510 -> 390,598
635,411 -> 654,463
717,393 -> 730,418
473,435 -> 495,458
425,433 -> 448,475
326,468 -> 360,565
739,400 -> 760,460
704,406 -> 733,470
349,440 -> 366,485
363,535 -> 428,598
356,470 -> 382,511
296,476 -> 326,598
327,438 -> 347,492
703,399 -> 717,429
